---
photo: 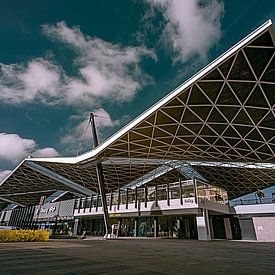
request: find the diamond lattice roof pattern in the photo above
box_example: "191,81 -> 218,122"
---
96,27 -> 275,163
193,164 -> 275,198
38,160 -> 158,192
1,20 -> 275,204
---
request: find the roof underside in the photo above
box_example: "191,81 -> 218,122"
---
0,21 -> 275,205
97,28 -> 275,163
193,164 -> 275,198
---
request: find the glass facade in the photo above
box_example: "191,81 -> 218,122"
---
74,180 -> 228,213
78,215 -> 198,239
71,179 -> 229,239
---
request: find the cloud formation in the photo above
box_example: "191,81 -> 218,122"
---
0,170 -> 12,182
0,22 -> 153,163
0,59 -> 62,105
0,22 -> 155,107
147,0 -> 224,62
32,147 -> 60,158
0,133 -> 59,164
43,22 -> 156,105
60,108 -> 120,154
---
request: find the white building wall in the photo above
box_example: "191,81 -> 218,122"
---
253,217 -> 275,241
233,204 -> 275,241
196,209 -> 211,241
233,204 -> 275,215
2,210 -> 12,222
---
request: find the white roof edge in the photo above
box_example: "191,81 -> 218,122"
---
27,156 -> 78,164
188,160 -> 275,169
0,159 -> 26,186
76,19 -> 273,163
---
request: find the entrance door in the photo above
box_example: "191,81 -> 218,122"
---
212,216 -> 226,239
120,218 -> 135,237
158,216 -> 178,238
179,216 -> 197,239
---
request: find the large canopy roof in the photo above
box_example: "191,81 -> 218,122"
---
1,20 -> 275,205
77,20 -> 275,164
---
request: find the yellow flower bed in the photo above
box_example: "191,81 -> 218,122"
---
0,230 -> 50,243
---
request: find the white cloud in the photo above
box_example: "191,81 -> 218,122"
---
42,21 -> 156,105
148,0 -> 224,62
32,147 -> 60,158
92,108 -> 120,129
0,133 -> 59,164
0,22 -> 155,107
60,108 -> 119,154
0,133 -> 36,163
0,59 -> 62,104
0,170 -> 12,182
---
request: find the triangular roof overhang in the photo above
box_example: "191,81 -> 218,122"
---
1,20 -> 275,204
68,19 -> 275,164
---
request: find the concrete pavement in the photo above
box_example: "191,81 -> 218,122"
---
0,239 -> 275,274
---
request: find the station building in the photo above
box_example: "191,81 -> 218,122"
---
1,20 -> 275,241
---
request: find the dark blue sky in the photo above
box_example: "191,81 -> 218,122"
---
0,0 -> 275,175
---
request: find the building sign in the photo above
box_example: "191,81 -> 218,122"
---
33,202 -> 60,220
184,198 -> 195,204
39,206 -> 57,215
33,199 -> 75,220
110,213 -> 121,217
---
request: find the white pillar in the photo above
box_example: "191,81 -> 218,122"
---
73,218 -> 80,237
154,218 -> 157,238
224,218 -> 233,240
196,209 -> 211,240
134,219 -> 138,237
177,219 -> 181,239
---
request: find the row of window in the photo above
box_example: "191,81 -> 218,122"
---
74,180 -> 227,211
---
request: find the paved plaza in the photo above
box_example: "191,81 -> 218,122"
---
0,239 -> 275,274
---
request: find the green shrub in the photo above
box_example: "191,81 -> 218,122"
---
0,230 -> 50,243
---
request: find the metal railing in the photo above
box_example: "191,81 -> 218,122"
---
229,198 -> 275,206
74,179 -> 227,211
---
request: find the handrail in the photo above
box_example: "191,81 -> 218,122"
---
229,198 -> 275,206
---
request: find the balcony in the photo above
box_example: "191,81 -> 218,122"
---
73,180 -> 229,217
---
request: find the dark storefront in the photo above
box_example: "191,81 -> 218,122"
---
6,199 -> 76,236
78,215 -> 198,239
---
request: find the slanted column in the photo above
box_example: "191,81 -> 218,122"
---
83,196 -> 87,213
90,195 -> 93,212
96,193 -> 99,212
196,209 -> 211,240
144,185 -> 148,208
126,188 -> 129,210
166,183 -> 170,206
193,177 -> 198,203
179,179 -> 183,205
135,187 -> 138,209
90,113 -> 110,237
155,182 -> 158,207
109,191 -> 113,211
118,189 -> 121,210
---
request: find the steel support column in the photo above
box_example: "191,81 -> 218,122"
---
0,197 -> 25,207
167,182 -> 170,206
179,178 -> 183,205
144,184 -> 148,208
90,113 -> 110,237
193,177 -> 198,204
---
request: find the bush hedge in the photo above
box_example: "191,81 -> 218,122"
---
0,230 -> 50,243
